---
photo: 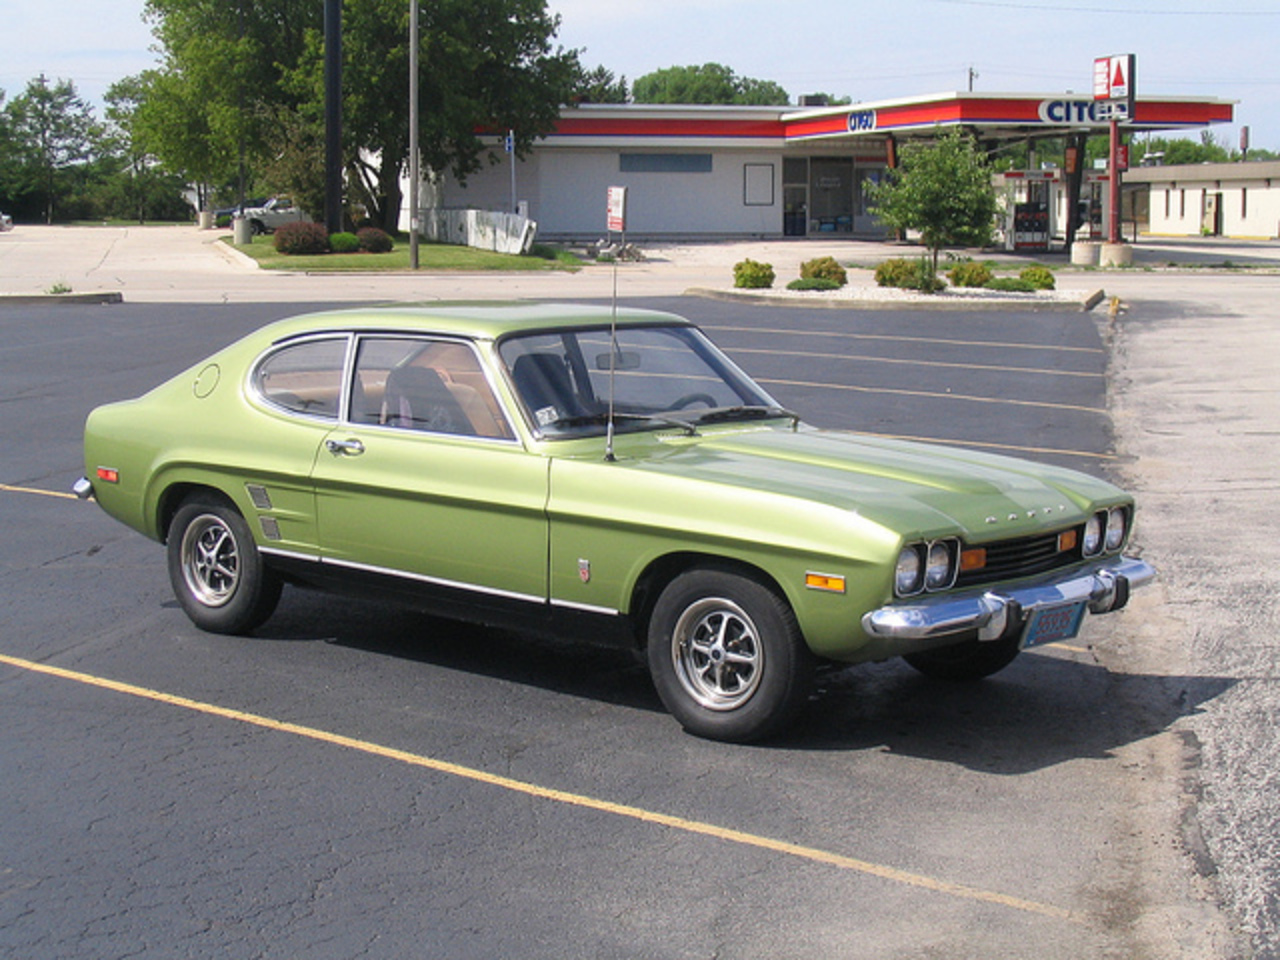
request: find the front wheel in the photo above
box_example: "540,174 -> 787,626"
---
647,568 -> 814,742
167,496 -> 282,635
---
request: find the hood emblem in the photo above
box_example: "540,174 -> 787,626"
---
578,559 -> 591,584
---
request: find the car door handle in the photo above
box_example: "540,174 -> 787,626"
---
325,438 -> 365,456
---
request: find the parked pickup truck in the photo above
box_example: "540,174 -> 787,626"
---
242,197 -> 307,235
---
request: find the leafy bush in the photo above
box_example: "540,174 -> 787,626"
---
329,231 -> 360,254
799,256 -> 847,287
984,277 -> 1037,293
911,257 -> 946,294
786,277 -> 841,292
947,261 -> 993,288
357,227 -> 394,253
874,258 -> 916,288
273,221 -> 330,255
1020,265 -> 1056,290
733,259 -> 775,289
874,257 -> 943,293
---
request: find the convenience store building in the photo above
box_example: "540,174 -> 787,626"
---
412,91 -> 1234,241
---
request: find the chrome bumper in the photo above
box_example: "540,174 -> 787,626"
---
72,477 -> 94,500
861,556 -> 1156,643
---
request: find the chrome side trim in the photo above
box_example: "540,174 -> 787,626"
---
550,598 -> 621,617
862,556 -> 1156,643
258,546 -> 546,607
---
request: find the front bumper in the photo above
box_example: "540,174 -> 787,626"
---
861,555 -> 1156,643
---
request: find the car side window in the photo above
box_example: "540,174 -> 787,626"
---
254,337 -> 348,419
352,337 -> 514,440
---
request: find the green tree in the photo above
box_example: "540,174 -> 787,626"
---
140,0 -> 579,231
868,128 -> 998,274
101,76 -> 193,223
4,75 -> 97,223
572,65 -> 628,104
632,63 -> 789,105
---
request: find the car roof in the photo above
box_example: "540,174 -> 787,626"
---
263,302 -> 693,344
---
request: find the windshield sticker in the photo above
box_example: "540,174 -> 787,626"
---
535,406 -> 559,427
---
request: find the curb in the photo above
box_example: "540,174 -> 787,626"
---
685,287 -> 1106,312
0,291 -> 123,307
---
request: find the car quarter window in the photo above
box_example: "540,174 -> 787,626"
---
351,337 -> 514,440
254,337 -> 349,419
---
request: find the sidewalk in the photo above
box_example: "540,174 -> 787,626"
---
2,223 -> 1275,306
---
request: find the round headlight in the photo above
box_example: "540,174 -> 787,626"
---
896,545 -> 923,596
1083,513 -> 1104,556
1105,506 -> 1127,552
925,540 -> 955,590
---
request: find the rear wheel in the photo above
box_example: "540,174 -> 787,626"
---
647,568 -> 814,742
167,495 -> 281,635
903,634 -> 1021,681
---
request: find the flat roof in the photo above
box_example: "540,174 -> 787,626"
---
547,92 -> 1234,148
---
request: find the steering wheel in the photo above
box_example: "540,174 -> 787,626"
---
669,392 -> 717,410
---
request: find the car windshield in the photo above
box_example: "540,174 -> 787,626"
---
498,324 -> 786,438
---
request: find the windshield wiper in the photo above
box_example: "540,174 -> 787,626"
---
549,412 -> 698,436
687,405 -> 802,429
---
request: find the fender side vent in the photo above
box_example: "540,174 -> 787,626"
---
246,484 -> 273,510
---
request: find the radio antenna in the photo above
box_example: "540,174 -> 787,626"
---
604,256 -> 619,462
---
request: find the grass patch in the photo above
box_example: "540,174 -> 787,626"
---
227,234 -> 581,273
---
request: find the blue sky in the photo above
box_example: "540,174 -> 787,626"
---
3,0 -> 1277,150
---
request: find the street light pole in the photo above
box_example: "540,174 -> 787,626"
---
409,0 -> 420,269
323,0 -> 343,235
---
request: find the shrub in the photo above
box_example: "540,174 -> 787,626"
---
734,259 -> 775,289
273,221 -> 330,255
357,227 -> 394,253
984,277 -> 1037,293
799,256 -> 847,287
329,231 -> 360,254
1020,264 -> 1056,290
874,258 -> 916,288
874,257 -> 943,293
786,277 -> 841,292
947,261 -> 993,288
911,257 -> 946,294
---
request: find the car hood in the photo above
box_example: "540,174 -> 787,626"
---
621,426 -> 1124,541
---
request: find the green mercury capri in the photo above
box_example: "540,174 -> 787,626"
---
76,302 -> 1154,742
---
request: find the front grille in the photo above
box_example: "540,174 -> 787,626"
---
955,526 -> 1083,589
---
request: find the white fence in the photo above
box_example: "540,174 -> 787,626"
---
419,209 -> 537,255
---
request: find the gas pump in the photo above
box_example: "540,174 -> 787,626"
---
997,170 -> 1057,252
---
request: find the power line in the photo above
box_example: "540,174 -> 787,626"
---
924,0 -> 1280,13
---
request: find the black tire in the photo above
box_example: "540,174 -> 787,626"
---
647,567 -> 815,743
249,219 -> 266,236
903,634 -> 1021,681
166,495 -> 282,635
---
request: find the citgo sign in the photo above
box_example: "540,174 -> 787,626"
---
847,110 -> 877,132
1038,99 -> 1106,125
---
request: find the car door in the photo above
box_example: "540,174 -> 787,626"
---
311,335 -> 549,603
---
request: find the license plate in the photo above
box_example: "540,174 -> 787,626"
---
1021,601 -> 1087,648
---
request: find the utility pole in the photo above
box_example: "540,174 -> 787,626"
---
409,0 -> 420,269
324,0 -> 343,235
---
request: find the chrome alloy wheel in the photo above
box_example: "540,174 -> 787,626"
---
670,597 -> 764,711
180,512 -> 240,608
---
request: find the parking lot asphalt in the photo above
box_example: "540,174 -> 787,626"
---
2,225 -> 1279,958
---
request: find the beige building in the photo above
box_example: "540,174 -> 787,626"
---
1126,161 -> 1280,239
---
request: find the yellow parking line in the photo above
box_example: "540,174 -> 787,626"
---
0,482 -> 78,500
705,325 -> 1107,356
0,651 -> 1081,925
733,345 -> 1103,380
